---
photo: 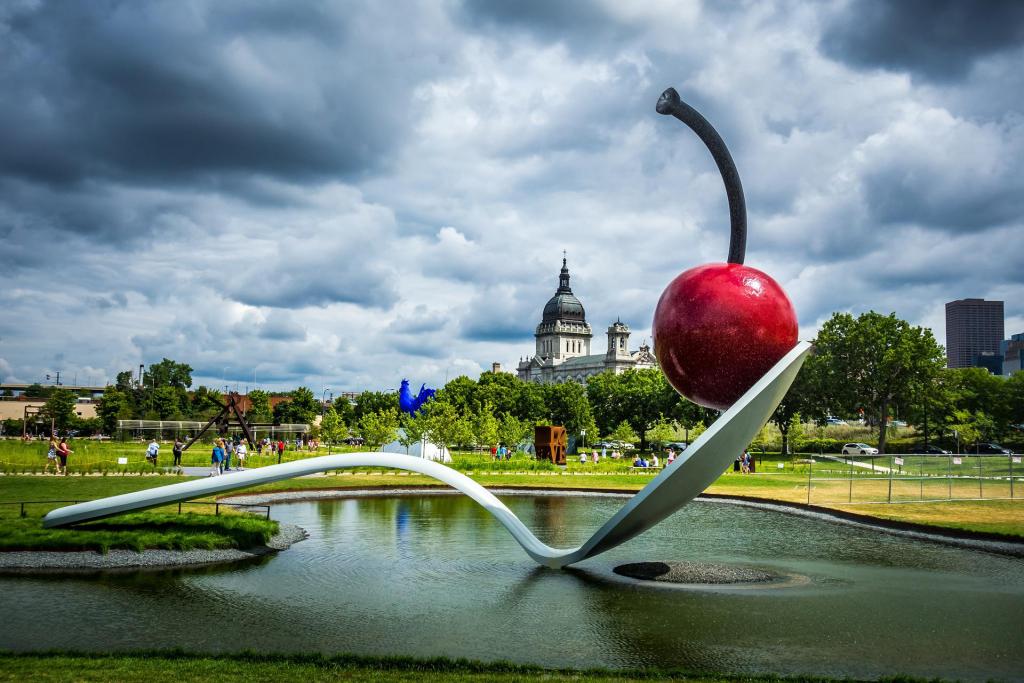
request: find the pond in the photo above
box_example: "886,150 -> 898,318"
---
2,493 -> 1023,681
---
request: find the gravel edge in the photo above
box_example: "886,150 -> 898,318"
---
0,523 -> 307,573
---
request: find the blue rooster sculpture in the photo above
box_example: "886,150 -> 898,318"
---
398,379 -> 436,416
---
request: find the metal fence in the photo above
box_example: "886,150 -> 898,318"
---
1,499 -> 271,519
804,453 -> 1023,505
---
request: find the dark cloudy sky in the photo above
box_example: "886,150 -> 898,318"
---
2,0 -> 1022,392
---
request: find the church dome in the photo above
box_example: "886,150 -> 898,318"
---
542,258 -> 586,324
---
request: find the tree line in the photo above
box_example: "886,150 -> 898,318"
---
8,311 -> 1023,453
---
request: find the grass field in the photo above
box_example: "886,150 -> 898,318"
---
3,463 -> 1021,538
0,651 -> 924,683
0,512 -> 278,553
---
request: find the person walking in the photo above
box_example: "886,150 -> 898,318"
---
223,439 -> 235,471
146,439 -> 160,467
210,442 -> 223,477
277,439 -> 286,462
45,435 -> 59,475
56,437 -> 72,476
172,438 -> 184,472
236,440 -> 247,469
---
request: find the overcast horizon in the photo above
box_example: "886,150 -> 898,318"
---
2,0 -> 1022,393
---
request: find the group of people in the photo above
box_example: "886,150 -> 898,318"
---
736,450 -> 756,473
490,445 -> 514,460
45,435 -> 72,475
631,453 -> 663,468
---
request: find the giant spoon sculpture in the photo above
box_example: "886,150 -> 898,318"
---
44,89 -> 810,569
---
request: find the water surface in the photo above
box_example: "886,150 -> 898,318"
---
2,494 -> 1022,681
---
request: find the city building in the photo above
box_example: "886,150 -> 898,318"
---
516,258 -> 656,384
1001,333 -> 1024,376
944,298 -> 1004,369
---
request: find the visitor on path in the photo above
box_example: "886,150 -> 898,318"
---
56,437 -> 71,475
224,439 -> 235,471
146,439 -> 159,466
210,443 -> 223,477
632,455 -> 642,468
667,449 -> 676,465
652,454 -> 659,468
740,450 -> 750,474
236,440 -> 247,468
172,438 -> 184,471
277,440 -> 286,462
592,450 -> 599,464
45,435 -> 59,475
580,451 -> 587,464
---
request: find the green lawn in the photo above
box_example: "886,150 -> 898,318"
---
0,651 -> 926,683
0,512 -> 279,553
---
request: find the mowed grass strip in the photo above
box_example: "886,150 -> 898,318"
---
0,651 -> 938,683
0,512 -> 279,553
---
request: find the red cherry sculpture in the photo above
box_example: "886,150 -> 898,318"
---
652,88 -> 798,410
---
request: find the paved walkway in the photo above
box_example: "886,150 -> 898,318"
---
818,454 -> 892,474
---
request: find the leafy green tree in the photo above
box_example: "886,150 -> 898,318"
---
769,364 -> 817,454
472,402 -> 500,449
515,382 -> 548,425
645,418 -> 676,448
190,386 -> 224,419
151,386 -> 185,419
115,371 -> 136,392
97,387 -> 133,435
475,372 -> 521,417
25,383 -> 51,399
41,388 -> 77,432
587,369 -> 675,450
423,401 -> 473,456
435,376 -> 477,415
320,405 -> 345,448
496,413 -> 530,452
144,358 -> 193,390
332,395 -> 357,426
609,421 -> 639,445
353,391 -> 399,421
543,381 -> 596,438
246,389 -> 272,421
813,311 -> 945,453
359,408 -> 399,449
398,410 -> 430,454
274,387 -> 320,424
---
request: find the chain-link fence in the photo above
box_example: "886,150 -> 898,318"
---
805,453 -> 1023,504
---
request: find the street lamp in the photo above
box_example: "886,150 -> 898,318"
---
322,388 -> 331,415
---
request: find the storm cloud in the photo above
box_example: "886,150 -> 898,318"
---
0,0 -> 1021,392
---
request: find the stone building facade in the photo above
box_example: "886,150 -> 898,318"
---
516,258 -> 656,384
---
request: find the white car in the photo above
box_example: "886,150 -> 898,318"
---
842,442 -> 878,455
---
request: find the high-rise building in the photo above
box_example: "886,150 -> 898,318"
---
945,298 -> 1004,369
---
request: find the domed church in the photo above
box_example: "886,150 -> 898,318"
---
516,257 -> 657,384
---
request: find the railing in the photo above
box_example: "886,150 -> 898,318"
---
803,453 -> 1023,505
1,499 -> 270,519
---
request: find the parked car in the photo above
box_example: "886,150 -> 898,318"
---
907,444 -> 951,455
842,442 -> 879,455
970,443 -> 1013,455
825,417 -> 848,426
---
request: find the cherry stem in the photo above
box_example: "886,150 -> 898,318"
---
656,87 -> 746,265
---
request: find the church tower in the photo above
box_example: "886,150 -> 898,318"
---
534,256 -> 592,360
605,319 -> 632,365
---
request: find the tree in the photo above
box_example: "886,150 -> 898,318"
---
609,421 -> 639,445
645,418 -> 676,448
769,364 -> 816,455
398,410 -> 430,454
151,386 -> 185,419
97,387 -> 133,435
353,391 -> 399,422
190,386 -> 224,419
25,383 -> 51,399
246,390 -> 272,421
423,401 -> 473,457
587,369 -> 675,450
515,382 -> 548,425
475,372 -> 521,417
472,402 -> 500,449
435,376 -> 477,415
332,395 -> 356,426
144,358 -> 193,390
496,413 -> 530,453
320,405 -> 345,448
358,408 -> 399,449
813,311 -> 945,453
275,387 -> 320,424
41,388 -> 77,432
543,381 -> 596,438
